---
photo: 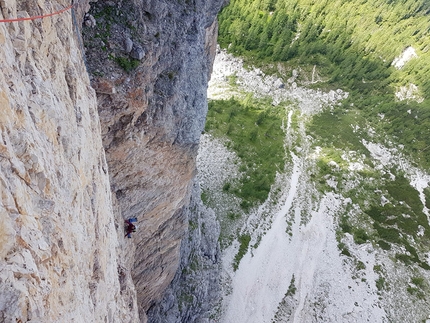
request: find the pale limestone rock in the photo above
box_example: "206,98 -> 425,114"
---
392,46 -> 418,69
125,37 -> 133,53
395,83 -> 424,103
0,1 -> 138,322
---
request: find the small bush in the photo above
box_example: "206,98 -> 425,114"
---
395,253 -> 412,265
341,247 -> 351,257
201,191 -> 209,204
378,240 -> 391,250
227,212 -> 241,221
411,277 -> 425,288
222,182 -> 231,192
356,261 -> 366,271
376,276 -> 385,291
339,216 -> 352,233
115,57 -> 139,72
353,228 -> 369,245
286,275 -> 297,296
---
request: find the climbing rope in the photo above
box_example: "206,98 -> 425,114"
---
0,1 -> 89,70
0,4 -> 74,23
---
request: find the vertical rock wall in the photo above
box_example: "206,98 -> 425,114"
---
146,181 -> 220,323
0,0 -> 137,321
82,0 -> 224,319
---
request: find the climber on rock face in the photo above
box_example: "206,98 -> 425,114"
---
124,218 -> 137,238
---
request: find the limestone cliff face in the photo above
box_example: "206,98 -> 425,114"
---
0,0 -> 223,321
82,0 -> 224,319
0,0 -> 137,321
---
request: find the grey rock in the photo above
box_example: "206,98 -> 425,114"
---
83,0 -> 225,319
84,14 -> 96,28
130,45 -> 145,60
124,37 -> 133,53
147,181 -> 220,323
274,78 -> 284,89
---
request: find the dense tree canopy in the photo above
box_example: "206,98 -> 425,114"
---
218,0 -> 430,97
218,0 -> 430,169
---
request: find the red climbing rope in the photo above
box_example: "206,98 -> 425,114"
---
0,4 -> 73,23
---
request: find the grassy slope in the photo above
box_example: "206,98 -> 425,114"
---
205,96 -> 286,211
204,95 -> 287,267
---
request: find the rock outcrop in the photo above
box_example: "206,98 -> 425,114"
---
1,0 -> 223,321
82,0 -> 224,320
0,0 -> 137,321
146,181 -> 220,323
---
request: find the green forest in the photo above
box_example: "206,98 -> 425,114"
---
218,0 -> 430,169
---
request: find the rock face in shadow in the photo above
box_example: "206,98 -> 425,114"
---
82,0 -> 224,320
146,181 -> 220,323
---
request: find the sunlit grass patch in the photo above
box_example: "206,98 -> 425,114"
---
307,106 -> 368,154
205,96 -> 286,211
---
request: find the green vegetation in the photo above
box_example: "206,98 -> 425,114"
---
332,167 -> 430,269
223,182 -> 231,192
201,190 -> 209,204
92,5 -> 116,43
376,276 -> 386,291
83,2 -> 142,74
353,228 -> 370,245
407,276 -> 426,299
301,74 -> 430,269
308,105 -> 430,269
365,173 -> 430,269
188,220 -> 198,231
338,242 -> 351,257
307,106 -> 368,154
218,0 -> 430,171
212,2 -> 430,305
424,187 -> 430,209
219,0 -> 430,94
205,96 -> 286,210
369,101 -> 430,167
286,274 -> 297,296
233,233 -> 251,271
227,212 -> 241,221
356,261 -> 366,271
216,210 -> 244,251
272,275 -> 297,322
228,73 -> 239,87
114,56 -> 140,72
178,293 -> 194,311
